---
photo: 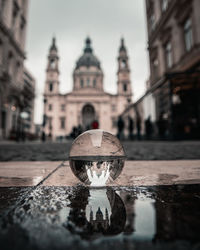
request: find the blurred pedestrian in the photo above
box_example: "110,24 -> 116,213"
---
157,113 -> 167,140
145,116 -> 153,140
48,132 -> 52,141
117,116 -> 125,140
136,114 -> 141,140
128,116 -> 134,140
92,120 -> 99,129
71,126 -> 78,139
41,131 -> 46,142
77,124 -> 83,135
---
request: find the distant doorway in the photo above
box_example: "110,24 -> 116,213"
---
82,104 -> 95,129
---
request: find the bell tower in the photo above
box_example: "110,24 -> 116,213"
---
44,37 -> 60,95
117,38 -> 132,102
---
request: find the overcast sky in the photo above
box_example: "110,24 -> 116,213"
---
25,0 -> 149,124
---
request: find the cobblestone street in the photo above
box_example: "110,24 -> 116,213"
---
0,140 -> 200,161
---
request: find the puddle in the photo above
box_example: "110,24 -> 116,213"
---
0,184 -> 200,249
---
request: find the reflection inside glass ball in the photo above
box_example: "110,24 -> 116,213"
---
69,129 -> 126,186
70,158 -> 124,186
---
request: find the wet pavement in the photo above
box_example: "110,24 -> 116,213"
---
0,184 -> 200,250
0,160 -> 200,249
1,140 -> 200,161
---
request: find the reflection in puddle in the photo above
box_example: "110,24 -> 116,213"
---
86,189 -> 111,228
66,187 -> 126,239
1,185 -> 200,249
65,187 -> 157,240
133,196 -> 156,240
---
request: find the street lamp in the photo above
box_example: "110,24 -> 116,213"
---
19,111 -> 29,141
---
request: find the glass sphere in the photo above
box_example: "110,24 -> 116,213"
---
69,129 -> 125,186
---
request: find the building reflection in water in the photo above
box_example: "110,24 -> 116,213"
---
63,184 -> 200,244
65,186 -> 156,240
1,185 -> 200,249
66,186 -> 126,239
86,189 -> 111,231
120,189 -> 156,239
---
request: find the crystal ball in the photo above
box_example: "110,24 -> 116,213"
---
69,129 -> 126,186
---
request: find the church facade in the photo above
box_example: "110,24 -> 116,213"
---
43,37 -> 132,139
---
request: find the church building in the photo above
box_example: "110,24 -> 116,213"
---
43,37 -> 133,139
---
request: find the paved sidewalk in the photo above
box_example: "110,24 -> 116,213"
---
0,140 -> 200,161
0,160 -> 200,187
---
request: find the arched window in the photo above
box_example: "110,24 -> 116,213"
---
50,59 -> 56,69
60,117 -> 65,129
121,59 -> 126,69
49,82 -> 53,92
61,104 -> 65,111
123,83 -> 127,92
48,104 -> 52,111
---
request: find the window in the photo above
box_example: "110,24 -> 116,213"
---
49,82 -> 53,92
121,59 -> 126,69
165,42 -> 172,68
87,78 -> 90,86
48,104 -> 52,111
48,117 -> 52,129
93,79 -> 96,87
184,18 -> 193,52
50,59 -> 56,69
152,58 -> 158,78
60,117 -> 65,129
123,83 -> 127,92
112,117 -> 117,128
61,104 -> 65,111
80,79 -> 84,87
112,104 -> 116,112
161,0 -> 168,12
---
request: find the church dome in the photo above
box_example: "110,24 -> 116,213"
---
76,37 -> 101,69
